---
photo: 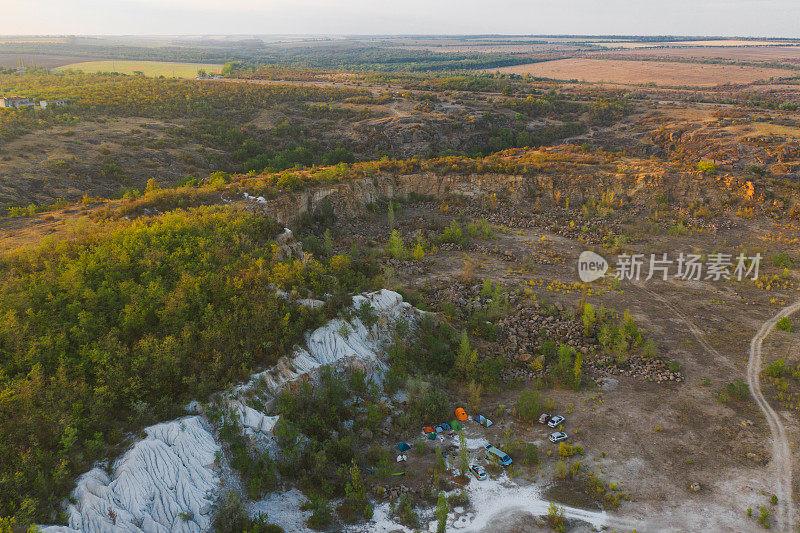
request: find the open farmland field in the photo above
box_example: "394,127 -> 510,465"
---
394,43 -> 575,53
486,58 -> 798,86
0,37 -> 67,44
593,39 -> 796,49
0,53 -> 103,68
55,60 -> 223,77
597,45 -> 800,64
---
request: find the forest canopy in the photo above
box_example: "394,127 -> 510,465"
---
0,206 -> 377,524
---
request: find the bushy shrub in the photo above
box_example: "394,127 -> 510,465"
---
696,161 -> 718,174
394,494 -> 418,528
516,390 -> 555,422
303,494 -> 333,530
765,359 -> 787,378
440,220 -> 464,245
212,492 -> 249,533
524,443 -> 540,466
726,379 -> 750,400
413,387 -> 452,423
776,317 -> 793,332
771,253 -> 794,269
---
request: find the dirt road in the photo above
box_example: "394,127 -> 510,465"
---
634,282 -> 797,529
747,300 -> 800,531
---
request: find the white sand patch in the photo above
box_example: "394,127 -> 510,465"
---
248,488 -> 312,531
464,437 -> 488,450
462,474 -> 646,532
369,472 -> 646,533
368,502 -> 415,533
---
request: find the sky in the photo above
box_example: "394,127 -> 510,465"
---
1,0 -> 799,37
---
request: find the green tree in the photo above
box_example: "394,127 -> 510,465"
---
323,228 -> 334,257
455,330 -> 478,376
212,492 -> 249,533
221,61 -> 241,76
582,302 -> 595,336
458,432 -> 469,477
412,241 -> 425,261
386,230 -> 406,260
524,443 -> 539,466
434,445 -> 446,472
436,491 -> 449,533
572,351 -> 583,391
344,459 -> 372,520
322,147 -> 355,166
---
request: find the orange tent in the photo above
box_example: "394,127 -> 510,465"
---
423,426 -> 435,434
455,408 -> 468,422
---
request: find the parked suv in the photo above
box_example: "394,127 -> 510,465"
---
484,444 -> 513,466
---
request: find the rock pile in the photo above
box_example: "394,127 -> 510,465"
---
419,281 -> 684,386
499,305 -> 586,361
591,355 -> 684,383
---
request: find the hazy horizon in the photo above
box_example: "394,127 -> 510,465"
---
2,0 -> 799,39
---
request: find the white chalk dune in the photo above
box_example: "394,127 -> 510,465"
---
42,416 -> 220,533
42,290 -> 415,533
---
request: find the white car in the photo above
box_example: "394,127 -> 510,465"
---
547,415 -> 565,428
549,431 -> 568,443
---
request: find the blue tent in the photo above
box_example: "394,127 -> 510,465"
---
474,414 -> 486,424
397,442 -> 411,452
441,423 -> 451,430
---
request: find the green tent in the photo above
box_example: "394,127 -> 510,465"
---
450,420 -> 462,431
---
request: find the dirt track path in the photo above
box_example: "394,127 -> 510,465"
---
388,100 -> 408,118
747,300 -> 800,531
636,283 -> 796,529
637,284 -> 735,370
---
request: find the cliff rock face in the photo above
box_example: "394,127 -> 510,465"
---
241,166 -> 779,225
